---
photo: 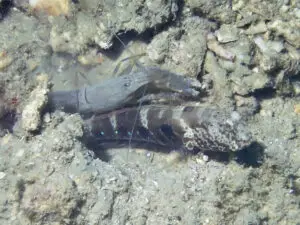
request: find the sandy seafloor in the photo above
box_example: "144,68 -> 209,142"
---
0,0 -> 300,224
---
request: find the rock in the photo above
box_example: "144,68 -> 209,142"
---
50,0 -> 179,54
268,19 -> 300,48
147,17 -> 208,76
20,174 -> 83,224
234,95 -> 259,116
29,0 -> 70,16
244,20 -> 267,35
231,66 -> 272,95
216,24 -> 239,43
254,36 -> 284,54
207,34 -> 235,61
236,14 -> 259,28
186,0 -> 236,23
147,31 -> 169,63
204,51 -> 234,108
43,114 -> 83,152
21,74 -> 49,132
0,51 -> 13,71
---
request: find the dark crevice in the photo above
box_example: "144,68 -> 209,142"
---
253,87 -> 277,100
0,110 -> 17,135
237,74 -> 300,101
197,49 -> 208,79
192,9 -> 222,29
203,141 -> 265,167
83,132 -> 264,167
175,0 -> 185,22
0,0 -> 12,20
242,87 -> 277,101
82,137 -> 182,163
234,142 -> 265,167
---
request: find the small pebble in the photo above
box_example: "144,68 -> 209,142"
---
0,172 -> 6,179
44,113 -> 51,123
294,104 -> 300,114
260,109 -> 273,117
16,149 -> 25,157
294,8 -> 300,19
216,24 -> 238,43
292,82 -> 300,96
0,53 -> 13,71
202,155 -> 209,162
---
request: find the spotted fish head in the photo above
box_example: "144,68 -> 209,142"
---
182,107 -> 253,152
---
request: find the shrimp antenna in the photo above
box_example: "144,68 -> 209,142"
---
111,31 -> 149,158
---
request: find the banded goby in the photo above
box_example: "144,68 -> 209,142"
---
82,105 -> 253,153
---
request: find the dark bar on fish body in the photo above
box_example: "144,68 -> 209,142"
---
82,105 -> 253,153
